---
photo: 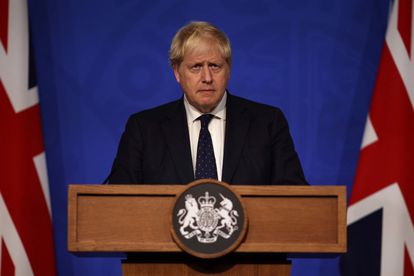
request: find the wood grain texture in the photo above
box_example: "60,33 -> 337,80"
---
68,185 -> 346,253
122,262 -> 291,276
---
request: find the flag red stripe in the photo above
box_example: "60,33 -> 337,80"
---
0,0 -> 8,51
0,82 -> 56,275
398,0 -> 413,57
405,246 -> 414,276
350,46 -> 414,218
1,239 -> 15,276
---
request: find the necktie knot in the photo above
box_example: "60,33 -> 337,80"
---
198,114 -> 214,129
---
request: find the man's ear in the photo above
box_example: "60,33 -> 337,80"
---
173,65 -> 180,83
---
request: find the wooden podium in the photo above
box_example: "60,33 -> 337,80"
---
68,185 -> 346,275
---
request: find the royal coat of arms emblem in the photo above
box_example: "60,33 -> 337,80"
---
171,180 -> 247,258
177,192 -> 239,243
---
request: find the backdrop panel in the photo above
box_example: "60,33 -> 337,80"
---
27,0 -> 389,275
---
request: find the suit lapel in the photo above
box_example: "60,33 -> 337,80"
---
222,95 -> 250,183
161,100 -> 194,184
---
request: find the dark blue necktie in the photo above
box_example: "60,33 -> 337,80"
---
195,114 -> 218,180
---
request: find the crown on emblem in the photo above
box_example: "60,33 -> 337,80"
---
198,191 -> 216,207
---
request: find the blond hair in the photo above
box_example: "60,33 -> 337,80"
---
169,21 -> 232,67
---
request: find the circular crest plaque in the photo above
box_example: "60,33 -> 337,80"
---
171,179 -> 248,259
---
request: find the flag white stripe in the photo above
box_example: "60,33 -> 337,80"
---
0,194 -> 34,275
348,183 -> 414,276
33,152 -> 52,215
0,0 -> 38,113
386,0 -> 414,109
361,115 -> 378,149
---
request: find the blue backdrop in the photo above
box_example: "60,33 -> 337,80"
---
28,0 -> 389,275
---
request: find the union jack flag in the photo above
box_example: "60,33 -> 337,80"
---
341,0 -> 414,275
0,0 -> 56,275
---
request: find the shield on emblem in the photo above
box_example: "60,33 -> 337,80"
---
170,179 -> 248,259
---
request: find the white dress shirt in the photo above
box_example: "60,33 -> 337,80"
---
183,92 -> 227,181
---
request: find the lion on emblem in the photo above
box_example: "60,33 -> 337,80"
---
177,194 -> 199,235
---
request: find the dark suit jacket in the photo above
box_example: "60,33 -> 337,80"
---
108,94 -> 307,185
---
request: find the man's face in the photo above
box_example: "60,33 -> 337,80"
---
173,39 -> 230,113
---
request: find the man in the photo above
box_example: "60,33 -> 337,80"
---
108,21 -> 307,185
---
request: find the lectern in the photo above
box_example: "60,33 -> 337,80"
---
68,184 -> 346,275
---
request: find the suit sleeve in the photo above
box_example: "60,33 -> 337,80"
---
108,116 -> 143,184
270,109 -> 308,185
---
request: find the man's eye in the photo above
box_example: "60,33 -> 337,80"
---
209,64 -> 222,71
191,64 -> 202,70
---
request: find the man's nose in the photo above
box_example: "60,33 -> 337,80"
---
201,66 -> 213,83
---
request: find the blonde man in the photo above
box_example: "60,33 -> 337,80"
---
109,21 -> 307,186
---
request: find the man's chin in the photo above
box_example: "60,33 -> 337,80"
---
188,93 -> 224,113
195,101 -> 217,113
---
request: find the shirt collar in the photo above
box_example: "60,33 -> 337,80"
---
184,91 -> 227,124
